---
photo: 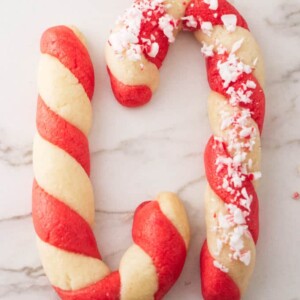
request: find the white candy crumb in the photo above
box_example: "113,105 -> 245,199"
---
246,80 -> 257,89
221,14 -> 237,32
204,0 -> 219,10
231,38 -> 244,53
201,21 -> 213,36
148,42 -> 159,57
109,0 -> 177,61
201,42 -> 214,57
159,14 -> 177,43
251,171 -> 262,181
240,251 -> 251,266
217,53 -> 252,88
213,260 -> 229,273
182,15 -> 198,28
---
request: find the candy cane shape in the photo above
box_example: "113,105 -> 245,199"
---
32,25 -> 190,300
106,0 -> 265,299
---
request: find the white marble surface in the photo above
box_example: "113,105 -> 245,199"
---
0,0 -> 300,299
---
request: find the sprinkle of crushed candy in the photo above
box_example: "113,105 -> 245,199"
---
211,56 -> 260,266
217,53 -> 252,88
182,15 -> 198,28
108,0 -> 178,61
159,14 -> 178,43
204,0 -> 219,10
221,14 -> 238,32
213,260 -> 229,273
292,192 -> 300,200
201,42 -> 214,57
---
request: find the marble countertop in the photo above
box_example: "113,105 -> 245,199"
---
0,0 -> 299,299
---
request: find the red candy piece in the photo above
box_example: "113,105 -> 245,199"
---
206,54 -> 265,133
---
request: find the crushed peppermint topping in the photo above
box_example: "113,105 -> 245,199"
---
204,0 -> 219,10
211,96 -> 261,266
240,250 -> 251,266
209,46 -> 261,264
108,0 -> 178,61
201,21 -> 213,36
245,80 -> 257,89
213,260 -> 229,273
201,42 -> 214,57
231,38 -> 244,53
217,53 -> 252,88
182,15 -> 198,28
217,44 -> 227,55
226,85 -> 253,106
159,14 -> 177,43
221,14 -> 238,32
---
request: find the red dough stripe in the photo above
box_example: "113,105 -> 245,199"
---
200,241 -> 240,300
138,15 -> 170,69
184,0 -> 249,31
132,201 -> 187,300
107,67 -> 152,107
204,136 -> 259,243
40,25 -> 95,100
32,180 -> 101,259
55,272 -> 121,300
36,96 -> 90,175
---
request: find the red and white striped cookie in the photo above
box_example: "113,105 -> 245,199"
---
106,0 -> 265,299
32,25 -> 190,300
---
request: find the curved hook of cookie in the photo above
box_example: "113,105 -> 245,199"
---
106,0 -> 189,107
33,25 -> 190,300
106,0 -> 266,299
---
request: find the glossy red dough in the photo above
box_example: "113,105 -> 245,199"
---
107,67 -> 153,107
200,241 -> 241,300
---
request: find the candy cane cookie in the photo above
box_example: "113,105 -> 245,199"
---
106,0 -> 265,298
32,25 -> 190,300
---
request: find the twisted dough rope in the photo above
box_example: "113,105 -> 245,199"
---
32,25 -> 190,300
106,0 -> 265,298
